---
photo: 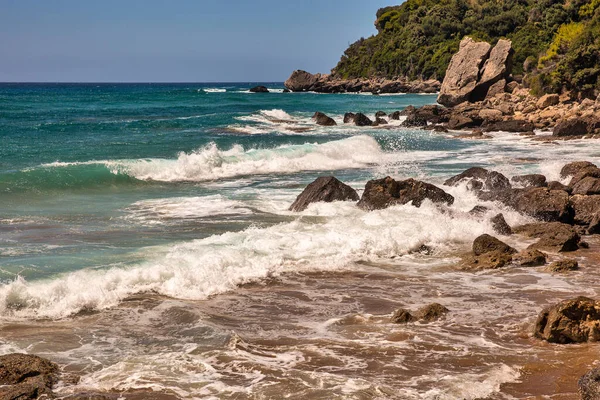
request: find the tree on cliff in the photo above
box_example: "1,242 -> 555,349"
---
332,0 -> 600,96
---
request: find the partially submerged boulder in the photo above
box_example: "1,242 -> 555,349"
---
284,70 -> 321,92
390,308 -> 415,324
561,161 -> 597,179
534,297 -> 600,343
491,213 -> 512,235
444,167 -> 511,192
312,112 -> 337,126
504,188 -> 572,223
510,174 -> 547,188
472,234 -> 517,256
249,85 -> 269,93
358,177 -> 454,211
289,176 -> 359,212
514,222 -> 580,252
353,113 -> 373,127
553,119 -> 589,137
463,234 -> 516,270
547,259 -> 579,273
390,303 -> 449,324
343,112 -> 356,123
513,249 -> 547,267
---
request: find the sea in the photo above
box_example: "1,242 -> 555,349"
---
1,82 -> 600,399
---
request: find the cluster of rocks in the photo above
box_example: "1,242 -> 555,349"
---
284,70 -> 440,94
249,86 -> 291,93
390,303 -> 449,324
436,36 -> 600,136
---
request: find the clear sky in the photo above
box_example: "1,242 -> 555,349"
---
1,0 -> 400,82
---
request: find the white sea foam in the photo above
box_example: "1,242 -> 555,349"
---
203,88 -> 227,93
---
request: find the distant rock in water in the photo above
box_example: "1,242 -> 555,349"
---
249,86 -> 269,93
534,297 -> 600,343
312,112 -> 337,126
343,112 -> 356,124
444,167 -> 510,192
358,177 -> 454,210
352,113 -> 373,127
289,176 -> 359,212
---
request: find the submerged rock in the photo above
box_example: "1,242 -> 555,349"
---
358,177 -> 454,211
415,303 -> 450,322
534,297 -> 600,343
514,222 -> 580,252
289,177 -> 359,212
312,112 -> 337,126
249,85 -> 269,93
444,167 -> 510,192
547,259 -> 579,273
390,308 -> 415,324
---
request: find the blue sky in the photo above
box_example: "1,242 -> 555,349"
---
1,0 -> 399,82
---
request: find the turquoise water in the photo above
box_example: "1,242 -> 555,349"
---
0,83 -> 457,281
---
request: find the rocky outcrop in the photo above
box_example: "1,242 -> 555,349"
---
491,213 -> 512,235
495,188 -> 573,223
534,297 -> 600,343
510,174 -> 547,188
438,38 -> 513,107
561,161 -> 597,179
352,113 -> 373,127
0,353 -> 59,400
438,38 -> 492,107
462,234 -> 516,270
289,177 -> 359,212
249,86 -> 269,93
284,70 -> 441,94
571,195 -> 600,225
358,177 -> 454,210
444,167 -> 510,192
312,112 -> 337,126
553,119 -> 589,137
472,234 -> 516,256
513,249 -> 547,267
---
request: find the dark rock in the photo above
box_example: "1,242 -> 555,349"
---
472,234 -> 516,256
561,161 -> 597,179
401,113 -> 428,127
571,195 -> 600,225
579,368 -> 600,400
511,174 -> 547,188
568,166 -> 600,187
491,213 -> 512,235
416,303 -> 449,322
588,213 -> 600,234
374,117 -> 388,126
506,188 -> 573,223
358,177 -> 454,211
534,297 -> 600,343
353,113 -> 373,127
283,88 -> 291,93
249,85 -> 269,93
438,38 -> 492,107
0,353 -> 59,400
389,111 -> 401,120
390,308 -> 415,324
312,112 -> 337,126
513,249 -> 547,267
514,222 -> 580,252
447,115 -> 476,130
444,167 -> 511,192
553,119 -> 589,137
572,177 -> 600,195
343,112 -> 356,124
284,70 -> 322,92
547,259 -> 579,273
482,119 -> 535,133
399,106 -> 416,116
289,177 -> 359,212
469,205 -> 489,216
375,111 -> 387,118
547,181 -> 570,192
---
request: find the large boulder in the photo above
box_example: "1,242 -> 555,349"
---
438,38 -> 492,107
249,86 -> 269,93
472,234 -> 516,256
536,94 -> 560,109
561,161 -> 597,179
482,119 -> 535,133
312,112 -> 337,126
284,70 -> 322,92
463,234 -> 516,270
491,213 -> 512,235
504,188 -> 572,223
580,368 -> 600,400
553,119 -> 589,137
343,112 -> 356,123
514,222 -> 580,252
510,174 -> 547,188
353,113 -> 373,127
571,195 -> 600,225
358,177 -> 454,211
472,39 -> 514,101
569,166 -> 600,187
534,297 -> 600,343
289,177 -> 359,212
513,249 -> 547,267
572,177 -> 600,195
444,167 -> 510,192
0,354 -> 59,400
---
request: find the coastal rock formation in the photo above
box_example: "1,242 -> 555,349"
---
390,303 -> 449,324
462,234 -> 516,270
438,38 -> 491,107
534,297 -> 600,344
438,38 -> 513,107
352,113 -> 373,127
284,70 -> 440,94
497,188 -> 572,223
579,368 -> 600,400
491,213 -> 512,235
553,119 -> 589,137
249,86 -> 269,93
514,222 -> 580,252
561,161 -> 597,179
481,120 -> 535,133
572,177 -> 600,196
511,174 -> 547,188
444,167 -> 510,192
571,195 -> 600,226
358,177 -> 454,211
513,249 -> 547,267
289,177 -> 359,212
0,353 -> 59,400
547,259 -> 579,273
312,112 -> 337,126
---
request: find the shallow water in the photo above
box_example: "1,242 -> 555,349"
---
1,83 -> 600,398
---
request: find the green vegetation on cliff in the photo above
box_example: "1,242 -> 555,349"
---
333,0 -> 600,95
